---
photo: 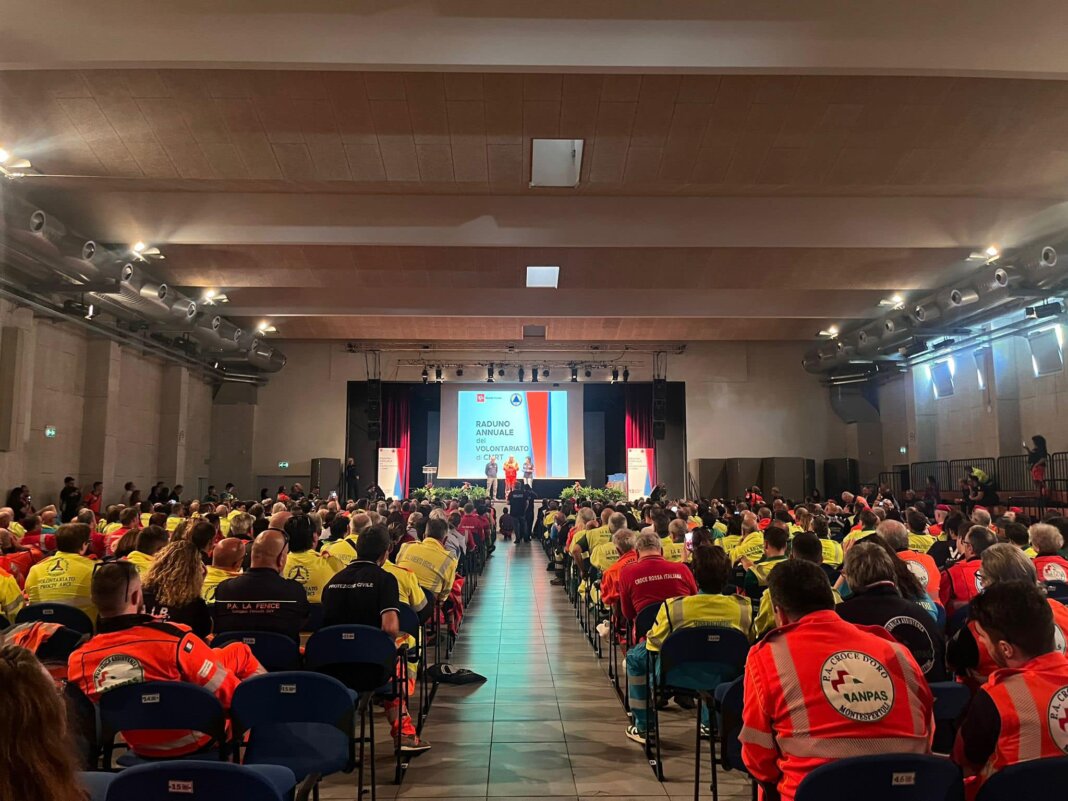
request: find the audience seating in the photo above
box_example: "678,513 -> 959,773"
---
646,628 -> 751,796
1043,580 -> 1068,603
396,603 -> 427,737
794,754 -> 964,801
98,681 -> 228,768
976,757 -> 1068,800
714,677 -> 752,801
15,601 -> 94,636
211,631 -> 302,672
929,682 -> 971,754
101,760 -> 296,801
304,624 -> 401,801
78,770 -> 113,801
231,672 -> 355,799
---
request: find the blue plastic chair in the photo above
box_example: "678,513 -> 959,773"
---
78,771 -> 113,801
977,756 -> 1068,800
1044,581 -> 1068,604
98,681 -> 228,768
397,603 -> 427,742
946,604 -> 971,637
212,630 -> 301,672
649,627 -> 751,799
102,760 -> 296,801
714,677 -> 745,775
634,601 -> 662,642
795,754 -> 963,801
232,672 -> 354,797
930,681 -> 971,754
16,601 -> 94,635
304,625 -> 399,801
302,604 -> 325,632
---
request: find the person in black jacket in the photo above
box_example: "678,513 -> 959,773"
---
211,529 -> 309,642
837,540 -> 946,681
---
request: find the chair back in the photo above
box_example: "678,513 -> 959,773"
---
795,754 -> 963,801
396,604 -> 421,641
657,627 -> 750,692
946,604 -> 971,637
304,624 -> 397,691
232,671 -> 355,731
78,771 -> 113,801
212,631 -> 301,672
98,681 -> 227,762
716,676 -> 746,772
104,760 -> 294,801
16,602 -> 94,635
302,604 -> 324,633
976,756 -> 1068,800
634,602 -> 662,641
1043,581 -> 1068,604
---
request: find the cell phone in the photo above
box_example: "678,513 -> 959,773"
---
685,531 -> 693,544
329,491 -> 338,499
670,505 -> 678,513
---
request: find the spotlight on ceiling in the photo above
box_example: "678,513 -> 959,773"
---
456,368 -> 464,377
517,366 -> 525,382
1026,301 -> 1065,320
435,366 -> 443,383
611,367 -> 619,383
985,245 -> 1000,258
570,366 -> 578,383
584,368 -> 592,378
487,365 -> 495,383
818,325 -> 839,338
622,367 -> 630,383
497,368 -> 505,377
421,366 -> 429,384
542,368 -> 550,378
0,148 -> 8,164
531,366 -> 539,383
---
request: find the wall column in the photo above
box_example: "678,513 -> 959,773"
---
0,306 -> 36,488
157,364 -> 190,491
210,383 -> 258,500
79,338 -> 122,504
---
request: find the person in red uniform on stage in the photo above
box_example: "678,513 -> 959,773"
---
941,525 -> 997,614
952,581 -> 1068,798
617,532 -> 697,622
502,455 -> 519,497
741,560 -> 933,801
67,561 -> 264,759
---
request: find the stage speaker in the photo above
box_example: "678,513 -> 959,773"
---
652,378 -> 667,420
367,420 -> 381,441
726,458 -> 763,501
824,458 -> 859,500
761,457 -> 816,501
653,420 -> 666,440
310,458 -> 342,496
365,378 -> 382,440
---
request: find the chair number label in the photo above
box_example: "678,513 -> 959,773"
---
891,772 -> 916,786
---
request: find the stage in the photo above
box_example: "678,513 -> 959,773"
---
345,381 -> 687,500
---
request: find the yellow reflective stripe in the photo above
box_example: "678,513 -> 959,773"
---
1002,674 -> 1043,763
736,595 -> 753,636
768,636 -> 810,735
776,734 -> 927,759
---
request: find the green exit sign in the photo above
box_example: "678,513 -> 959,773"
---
44,425 -> 57,439
278,460 -> 289,469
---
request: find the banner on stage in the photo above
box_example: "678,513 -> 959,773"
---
627,448 -> 655,501
378,448 -> 408,499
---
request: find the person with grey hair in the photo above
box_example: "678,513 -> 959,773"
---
837,541 -> 946,680
598,528 -> 640,612
617,531 -> 696,623
877,519 -> 940,599
947,542 -> 1068,686
1030,523 -> 1068,583
589,517 -> 631,574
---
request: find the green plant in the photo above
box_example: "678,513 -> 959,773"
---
558,486 -> 625,504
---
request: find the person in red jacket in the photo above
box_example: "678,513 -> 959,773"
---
741,560 -> 933,801
952,581 -> 1068,798
1030,523 -> 1068,583
941,526 -> 997,614
458,503 -> 488,549
616,532 -> 697,622
67,561 -> 264,759
502,456 -> 519,497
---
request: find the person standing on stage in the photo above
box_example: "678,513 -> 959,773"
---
503,455 -> 519,496
485,456 -> 499,499
345,457 -> 359,501
522,456 -> 534,487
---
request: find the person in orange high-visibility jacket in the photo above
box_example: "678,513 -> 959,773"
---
952,582 -> 1068,800
741,560 -> 933,801
66,561 -> 264,759
940,526 -> 997,615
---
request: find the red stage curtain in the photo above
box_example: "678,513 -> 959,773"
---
382,383 -> 410,454
624,384 -> 656,486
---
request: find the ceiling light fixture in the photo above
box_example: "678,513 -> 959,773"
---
526,265 -> 560,289
517,366 -> 525,382
584,368 -> 592,378
622,367 -> 630,383
819,326 -> 839,338
456,368 -> 464,378
985,245 -> 1000,258
133,241 -> 146,253
487,365 -> 495,383
0,148 -> 8,164
421,367 -> 429,384
435,366 -> 443,383
531,366 -> 539,383
570,366 -> 578,383
611,367 -> 619,383
530,138 -> 584,188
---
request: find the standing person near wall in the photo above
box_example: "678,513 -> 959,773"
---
1025,435 -> 1049,497
344,457 -> 359,501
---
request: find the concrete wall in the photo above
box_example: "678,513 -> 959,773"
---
0,298 -> 215,508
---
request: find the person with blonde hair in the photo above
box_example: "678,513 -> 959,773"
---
142,539 -> 211,637
0,645 -> 87,801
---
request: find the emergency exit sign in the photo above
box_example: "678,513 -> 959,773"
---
278,460 -> 289,469
44,425 -> 57,439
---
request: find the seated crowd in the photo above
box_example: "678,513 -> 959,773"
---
0,479 -> 501,800
545,481 -> 1068,799
4,476 -> 1068,799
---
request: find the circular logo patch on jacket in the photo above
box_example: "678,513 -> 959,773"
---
905,560 -> 930,586
1047,686 -> 1068,753
820,651 -> 895,722
92,654 -> 144,692
1043,563 -> 1068,583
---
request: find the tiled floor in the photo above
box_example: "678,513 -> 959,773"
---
319,540 -> 754,800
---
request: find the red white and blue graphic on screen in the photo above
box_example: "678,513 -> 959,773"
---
627,448 -> 655,501
377,447 -> 408,498
457,390 -> 569,478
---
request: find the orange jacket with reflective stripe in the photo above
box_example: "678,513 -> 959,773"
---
941,558 -> 983,613
740,610 -> 933,801
966,599 -> 1068,685
898,550 -> 941,598
67,614 -> 262,758
975,652 -> 1068,792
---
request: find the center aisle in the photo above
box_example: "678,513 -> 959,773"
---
319,540 -> 752,800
